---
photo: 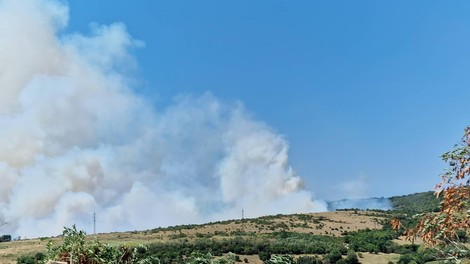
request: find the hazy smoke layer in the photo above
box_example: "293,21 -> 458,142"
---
0,0 -> 326,237
327,198 -> 392,211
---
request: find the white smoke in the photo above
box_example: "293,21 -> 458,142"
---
0,0 -> 326,238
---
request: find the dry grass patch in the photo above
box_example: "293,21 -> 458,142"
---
358,252 -> 400,264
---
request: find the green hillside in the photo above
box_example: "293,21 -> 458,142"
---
9,192 -> 460,264
389,191 -> 441,214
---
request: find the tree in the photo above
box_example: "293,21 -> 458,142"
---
325,249 -> 343,264
345,250 -> 359,264
259,252 -> 271,263
393,126 -> 470,261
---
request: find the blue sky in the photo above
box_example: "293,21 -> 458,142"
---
66,1 -> 470,200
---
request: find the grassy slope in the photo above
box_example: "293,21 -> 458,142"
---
1,211 -> 386,263
0,191 -> 445,264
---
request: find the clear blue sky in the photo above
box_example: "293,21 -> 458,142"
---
67,1 -> 470,200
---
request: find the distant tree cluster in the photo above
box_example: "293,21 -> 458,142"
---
344,229 -> 397,253
0,234 -> 11,242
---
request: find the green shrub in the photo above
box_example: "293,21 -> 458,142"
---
16,255 -> 36,264
259,252 -> 271,262
296,256 -> 321,264
325,248 -> 342,263
345,250 -> 359,264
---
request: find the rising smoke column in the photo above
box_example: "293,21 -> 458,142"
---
0,0 -> 327,238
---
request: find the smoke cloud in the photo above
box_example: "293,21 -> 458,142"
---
326,175 -> 391,211
0,0 -> 327,238
327,198 -> 392,211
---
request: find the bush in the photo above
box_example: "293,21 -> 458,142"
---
397,254 -> 422,264
16,255 -> 36,264
16,252 -> 45,264
345,250 -> 359,264
259,252 -> 271,262
325,249 -> 343,263
296,256 -> 322,264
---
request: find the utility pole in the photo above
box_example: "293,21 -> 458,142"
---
93,212 -> 96,235
242,208 -> 244,220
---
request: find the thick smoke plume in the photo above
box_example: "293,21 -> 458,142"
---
0,0 -> 326,237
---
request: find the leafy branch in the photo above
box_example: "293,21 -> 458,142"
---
392,126 -> 470,262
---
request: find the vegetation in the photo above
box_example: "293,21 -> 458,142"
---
390,192 -> 441,214
135,232 -> 346,264
344,229 -> 397,253
16,253 -> 44,264
6,209 -> 429,264
392,126 -> 470,263
35,225 -> 159,264
0,234 -> 11,242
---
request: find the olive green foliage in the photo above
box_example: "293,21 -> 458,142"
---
184,252 -> 236,264
345,250 -> 359,264
138,232 -> 346,264
397,254 -> 424,264
259,252 -> 271,262
390,191 -> 441,214
17,253 -> 44,264
41,225 -> 159,264
344,229 -> 397,253
324,248 -> 342,263
323,249 -> 360,264
295,256 -> 322,264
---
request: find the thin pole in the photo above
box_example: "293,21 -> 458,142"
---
93,212 -> 96,235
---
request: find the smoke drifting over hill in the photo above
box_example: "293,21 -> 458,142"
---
327,198 -> 392,211
0,0 -> 326,237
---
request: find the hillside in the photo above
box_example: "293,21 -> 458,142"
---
1,191 -> 450,264
2,211 -> 389,264
389,191 -> 441,214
